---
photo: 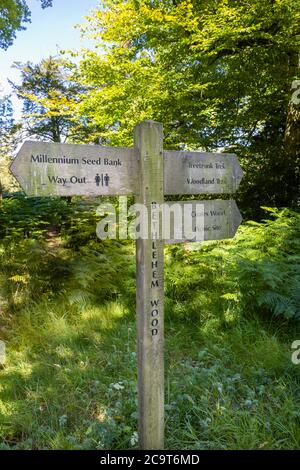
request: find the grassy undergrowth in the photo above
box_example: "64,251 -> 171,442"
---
0,200 -> 300,449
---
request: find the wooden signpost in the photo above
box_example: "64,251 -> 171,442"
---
10,121 -> 243,450
134,122 -> 165,449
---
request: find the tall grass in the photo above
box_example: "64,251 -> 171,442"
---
0,199 -> 300,449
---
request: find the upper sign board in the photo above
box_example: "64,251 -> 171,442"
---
164,150 -> 243,195
10,141 -> 136,197
10,142 -> 243,197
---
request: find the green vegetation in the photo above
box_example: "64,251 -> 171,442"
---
0,198 -> 299,449
10,57 -> 88,143
0,1 -> 52,50
2,1 -> 299,217
76,0 -> 300,217
1,0 -> 299,451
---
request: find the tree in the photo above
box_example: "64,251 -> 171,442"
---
78,0 -> 300,214
0,0 -> 53,50
0,93 -> 17,196
10,56 -> 89,143
0,94 -> 13,140
285,56 -> 300,154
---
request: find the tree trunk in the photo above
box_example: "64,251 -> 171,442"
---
51,117 -> 61,143
284,52 -> 300,157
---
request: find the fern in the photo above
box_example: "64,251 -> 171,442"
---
167,208 -> 300,322
257,291 -> 299,319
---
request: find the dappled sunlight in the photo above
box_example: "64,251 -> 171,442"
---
80,302 -> 130,331
0,198 -> 300,449
0,0 -> 299,453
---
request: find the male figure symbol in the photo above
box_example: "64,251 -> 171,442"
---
95,173 -> 101,186
104,173 -> 110,187
95,173 -> 110,187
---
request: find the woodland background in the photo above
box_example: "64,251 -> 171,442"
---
0,0 -> 300,450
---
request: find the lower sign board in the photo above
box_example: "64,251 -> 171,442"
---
10,141 -> 137,197
163,199 -> 242,244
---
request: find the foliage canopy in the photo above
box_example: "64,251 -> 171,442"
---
77,0 -> 300,214
0,0 -> 53,49
10,57 -> 88,143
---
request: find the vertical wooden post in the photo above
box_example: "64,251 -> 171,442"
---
134,121 -> 164,450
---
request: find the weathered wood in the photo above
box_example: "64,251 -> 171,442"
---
163,199 -> 242,244
0,341 -> 5,365
10,141 -> 136,196
164,150 -> 243,195
9,123 -> 245,451
10,143 -> 244,198
134,121 -> 164,450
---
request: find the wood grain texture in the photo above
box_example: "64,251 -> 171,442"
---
163,200 -> 242,244
0,340 -> 5,365
9,127 -> 245,453
134,121 -> 164,450
10,141 -> 136,196
10,142 -> 244,197
164,150 -> 243,195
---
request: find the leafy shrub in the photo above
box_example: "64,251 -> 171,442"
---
166,208 -> 300,322
0,193 -> 70,241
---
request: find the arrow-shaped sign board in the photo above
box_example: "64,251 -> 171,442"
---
163,199 -> 242,244
164,150 -> 243,195
10,141 -> 137,197
10,142 -> 243,197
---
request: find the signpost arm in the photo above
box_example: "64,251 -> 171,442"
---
134,121 -> 164,450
